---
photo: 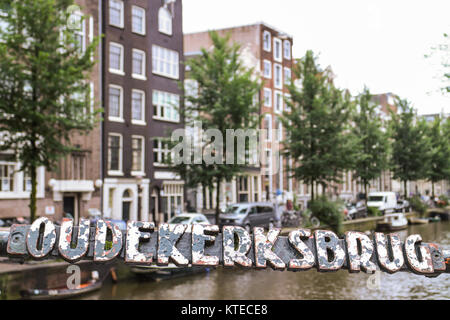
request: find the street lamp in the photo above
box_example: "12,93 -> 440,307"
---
136,176 -> 143,221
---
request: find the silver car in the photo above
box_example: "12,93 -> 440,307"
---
219,202 -> 277,233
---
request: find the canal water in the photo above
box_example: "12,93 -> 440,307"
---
81,221 -> 450,300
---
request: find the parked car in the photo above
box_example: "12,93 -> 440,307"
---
345,202 -> 368,220
167,213 -> 210,225
394,199 -> 410,213
219,202 -> 277,233
367,192 -> 397,215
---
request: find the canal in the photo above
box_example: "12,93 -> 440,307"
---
80,221 -> 450,300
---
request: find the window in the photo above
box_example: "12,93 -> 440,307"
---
131,90 -> 145,124
161,182 -> 184,221
72,153 -> 86,180
284,93 -> 291,112
153,90 -> 180,122
152,45 -> 179,79
263,60 -> 271,79
109,42 -> 124,75
132,49 -> 146,79
132,6 -> 145,35
158,7 -> 172,35
283,40 -> 291,60
275,117 -> 283,141
264,114 -> 272,141
274,91 -> 283,113
0,163 -> 14,192
109,0 -> 124,28
108,85 -> 123,121
273,38 -> 282,62
108,134 -> 122,174
263,31 -> 271,52
0,154 -> 44,199
263,88 -> 272,107
284,67 -> 291,85
274,64 -> 282,89
131,136 -> 145,174
71,12 -> 85,52
153,139 -> 171,166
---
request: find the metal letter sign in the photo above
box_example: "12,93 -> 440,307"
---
2,219 -> 449,277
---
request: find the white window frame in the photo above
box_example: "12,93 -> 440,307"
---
153,139 -> 171,167
158,7 -> 172,36
283,40 -> 291,60
109,0 -> 124,29
108,84 -> 124,122
132,48 -> 147,80
284,67 -> 291,85
0,159 -> 45,199
71,11 -> 86,53
276,117 -> 283,141
153,90 -> 180,123
263,31 -> 271,52
263,88 -> 272,107
284,93 -> 291,112
273,37 -> 282,62
131,135 -> 145,176
131,89 -> 146,125
274,90 -> 283,114
108,133 -> 123,176
264,114 -> 272,141
152,45 -> 179,79
263,60 -> 271,79
274,63 -> 282,89
131,5 -> 146,35
109,42 -> 125,75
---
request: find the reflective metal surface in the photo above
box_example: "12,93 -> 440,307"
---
80,222 -> 450,300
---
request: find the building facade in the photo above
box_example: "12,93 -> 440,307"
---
0,0 -> 102,222
0,0 -> 185,223
184,22 -> 294,211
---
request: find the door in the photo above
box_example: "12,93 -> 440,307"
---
122,201 -> 131,221
63,196 -> 75,219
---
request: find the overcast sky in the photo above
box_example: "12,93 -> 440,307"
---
183,0 -> 450,115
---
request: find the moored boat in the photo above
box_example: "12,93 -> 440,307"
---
20,271 -> 102,300
376,213 -> 408,231
408,217 -> 429,225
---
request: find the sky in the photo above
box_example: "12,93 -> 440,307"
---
183,0 -> 450,115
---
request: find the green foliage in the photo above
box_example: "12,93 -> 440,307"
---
282,50 -> 355,200
409,196 -> 429,217
426,117 -> 450,190
367,206 -> 381,217
351,87 -> 389,201
437,195 -> 449,208
173,31 -> 261,222
389,99 -> 431,198
308,196 -> 344,234
0,0 -> 100,221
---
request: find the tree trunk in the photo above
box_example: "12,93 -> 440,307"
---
29,165 -> 37,223
215,179 -> 221,225
403,180 -> 408,199
310,180 -> 315,202
432,182 -> 435,198
364,180 -> 368,205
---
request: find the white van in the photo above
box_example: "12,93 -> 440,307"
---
367,192 -> 398,215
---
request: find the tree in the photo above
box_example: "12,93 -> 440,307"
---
427,116 -> 450,197
0,0 -> 99,222
351,87 -> 389,203
175,31 -> 260,224
426,33 -> 449,95
389,99 -> 430,199
281,50 -> 355,201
